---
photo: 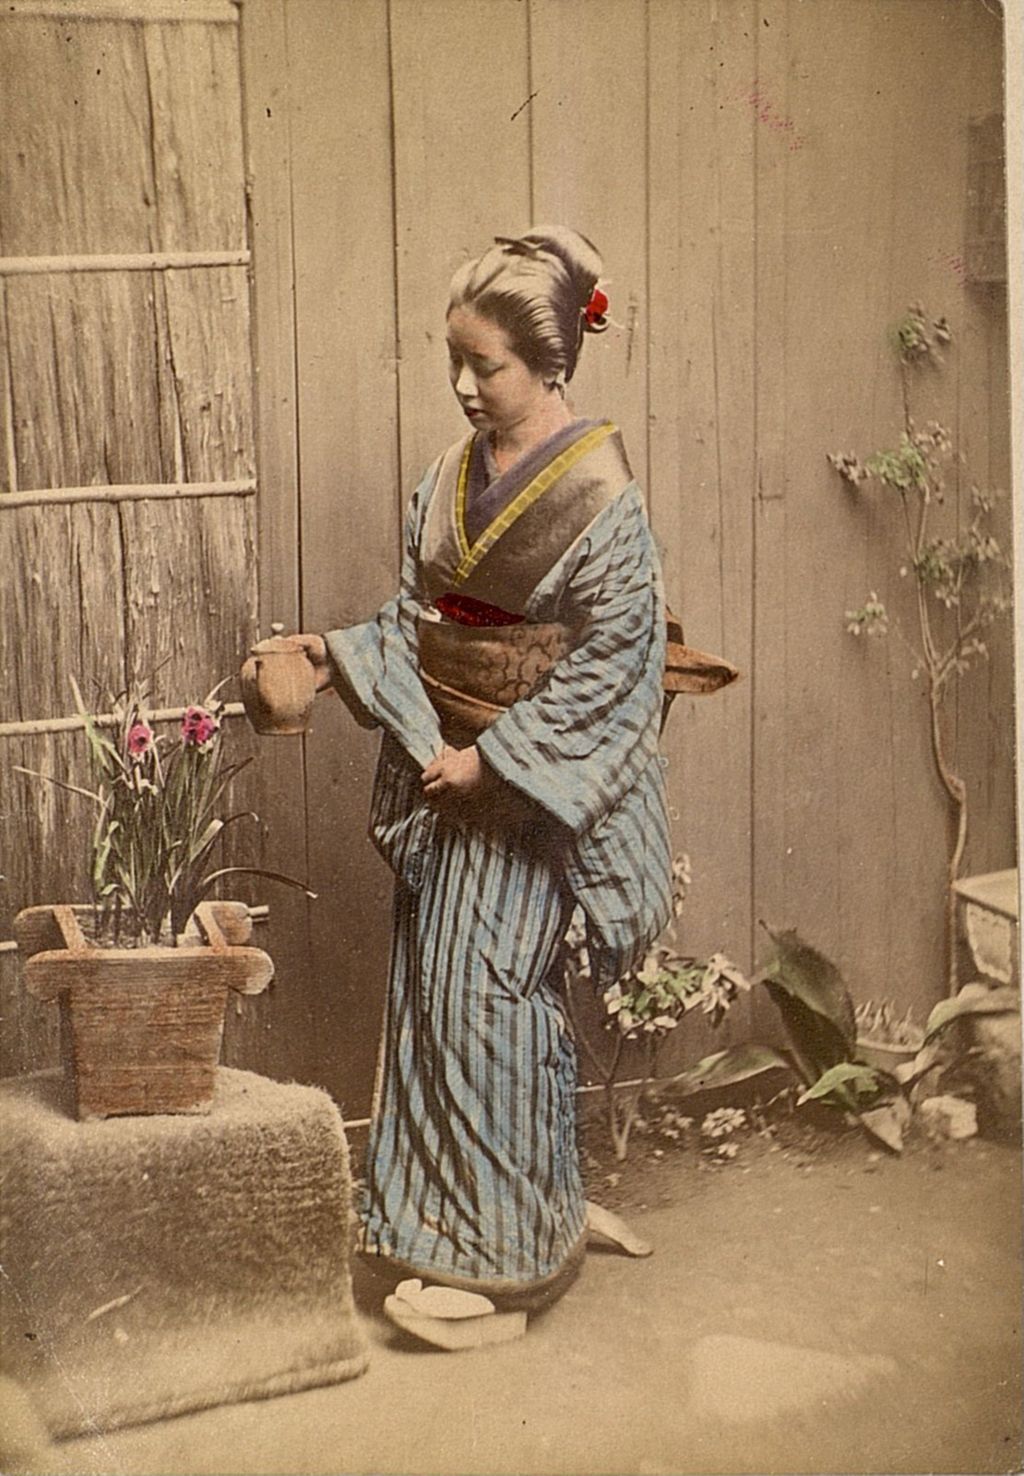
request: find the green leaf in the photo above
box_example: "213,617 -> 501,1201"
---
194,866 -> 318,901
923,988 -> 1020,1042
667,1043 -> 792,1097
13,766 -> 103,807
758,923 -> 857,1080
796,1061 -> 881,1105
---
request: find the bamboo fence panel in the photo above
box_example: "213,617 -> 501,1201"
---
1,6 -> 258,1077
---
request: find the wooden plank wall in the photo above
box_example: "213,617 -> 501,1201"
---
4,0 -> 1011,1113
1,2 -> 259,1076
240,0 -> 1012,1114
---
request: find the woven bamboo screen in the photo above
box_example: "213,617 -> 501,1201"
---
0,0 -> 259,1074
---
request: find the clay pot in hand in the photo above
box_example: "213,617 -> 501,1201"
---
241,635 -> 317,736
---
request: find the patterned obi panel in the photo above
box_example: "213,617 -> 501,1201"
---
417,615 -> 574,744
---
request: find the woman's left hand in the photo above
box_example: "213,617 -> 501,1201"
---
421,744 -> 486,803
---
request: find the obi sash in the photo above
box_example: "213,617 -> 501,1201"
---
418,617 -> 574,744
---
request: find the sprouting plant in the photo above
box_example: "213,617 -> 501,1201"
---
854,998 -> 924,1049
16,677 -> 314,946
828,306 -> 1012,993
563,854 -> 751,1160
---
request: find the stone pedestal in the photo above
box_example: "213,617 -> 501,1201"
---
0,1067 -> 369,1439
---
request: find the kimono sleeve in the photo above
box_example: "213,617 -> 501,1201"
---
476,485 -> 665,835
322,465 -> 444,771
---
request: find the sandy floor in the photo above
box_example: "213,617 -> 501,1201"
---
42,1115 -> 1022,1476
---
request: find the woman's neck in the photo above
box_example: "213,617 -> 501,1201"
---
489,399 -> 574,472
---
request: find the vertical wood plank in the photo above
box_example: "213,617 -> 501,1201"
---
747,0 -> 1011,1024
391,0 -> 532,495
647,0 -> 757,1063
948,0 -> 1014,885
529,0 -> 648,489
234,0 -> 311,1081
749,0 -> 791,1020
288,0 -> 403,1110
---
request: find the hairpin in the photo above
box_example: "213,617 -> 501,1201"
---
493,236 -> 544,258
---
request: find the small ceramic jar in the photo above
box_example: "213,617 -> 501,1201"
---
240,635 -> 317,736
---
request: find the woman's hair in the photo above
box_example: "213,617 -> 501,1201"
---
447,226 -> 605,385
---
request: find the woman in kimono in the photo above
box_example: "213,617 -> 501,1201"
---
296,226 -> 673,1345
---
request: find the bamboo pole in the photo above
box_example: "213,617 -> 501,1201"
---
0,702 -> 246,739
3,1 -> 239,23
1,479 -> 256,510
1,281 -> 17,495
0,251 -> 249,277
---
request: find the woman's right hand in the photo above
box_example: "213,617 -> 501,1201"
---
290,633 -> 333,692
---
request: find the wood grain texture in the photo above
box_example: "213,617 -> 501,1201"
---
753,0 -> 1013,1016
231,0 -> 310,1082
647,0 -> 757,1064
529,0 -> 648,490
7,3 -> 1009,1111
142,20 -> 246,253
18,901 -> 272,1120
288,0 -> 401,1107
0,952 -> 59,1077
118,495 -> 256,702
0,17 -> 157,258
5,274 -> 174,488
391,0 -> 532,493
1,7 -> 259,1077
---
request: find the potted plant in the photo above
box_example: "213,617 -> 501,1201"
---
854,998 -> 925,1075
14,682 -> 314,1120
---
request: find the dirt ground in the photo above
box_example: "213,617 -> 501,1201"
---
29,1090 -> 1024,1476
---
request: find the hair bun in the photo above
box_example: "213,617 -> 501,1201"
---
514,225 -> 603,312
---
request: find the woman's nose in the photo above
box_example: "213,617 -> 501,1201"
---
453,362 -> 477,399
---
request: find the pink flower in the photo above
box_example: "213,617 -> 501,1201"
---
126,720 -> 154,759
181,705 -> 218,747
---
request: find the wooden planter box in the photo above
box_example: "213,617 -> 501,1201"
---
14,902 -> 273,1121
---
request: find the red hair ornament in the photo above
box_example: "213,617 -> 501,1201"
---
583,286 -> 609,330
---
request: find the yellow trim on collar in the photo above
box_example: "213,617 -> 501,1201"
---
454,437 -> 474,562
452,421 -> 617,587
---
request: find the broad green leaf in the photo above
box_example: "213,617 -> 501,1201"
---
668,1043 -> 791,1097
758,922 -> 857,1078
797,1061 -> 881,1105
924,988 -> 1020,1042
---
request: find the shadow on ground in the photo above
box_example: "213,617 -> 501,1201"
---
40,1122 -> 1024,1475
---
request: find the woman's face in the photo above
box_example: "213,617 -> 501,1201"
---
446,305 -> 551,437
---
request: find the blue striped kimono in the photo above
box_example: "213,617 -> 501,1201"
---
324,421 -> 671,1298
